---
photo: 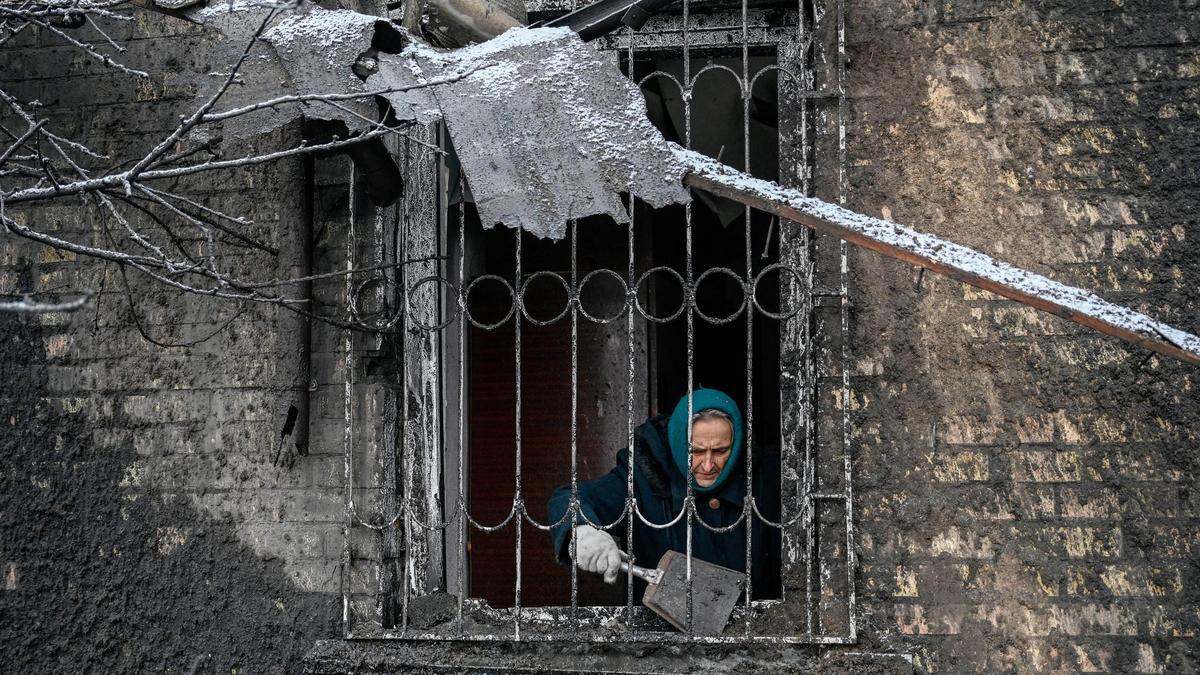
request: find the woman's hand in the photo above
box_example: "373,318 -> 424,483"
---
574,525 -> 624,584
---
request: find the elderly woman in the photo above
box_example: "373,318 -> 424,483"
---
548,388 -> 781,599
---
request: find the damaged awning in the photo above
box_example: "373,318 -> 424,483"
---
367,27 -> 692,240
167,3 -> 1199,365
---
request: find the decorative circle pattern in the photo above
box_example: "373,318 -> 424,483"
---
519,271 -> 572,326
577,268 -> 630,324
349,275 -> 403,331
634,266 -> 688,323
399,263 -> 808,331
463,274 -> 516,329
693,266 -> 748,324
405,275 -> 458,331
752,263 -> 805,320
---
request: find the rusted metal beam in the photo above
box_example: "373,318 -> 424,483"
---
679,150 -> 1200,366
391,0 -> 526,46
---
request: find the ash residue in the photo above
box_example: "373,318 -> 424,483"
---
0,263 -> 336,673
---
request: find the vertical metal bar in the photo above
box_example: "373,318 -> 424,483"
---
681,0 -> 690,73
685,324 -> 694,638
798,0 -> 811,197
803,0 -> 821,636
836,0 -> 857,642
619,27 -> 639,626
569,218 -> 580,616
624,107 -> 638,621
379,137 -> 399,628
771,0 -> 810,624
456,172 -> 468,637
398,142 -> 413,635
683,18 -> 695,631
803,279 -> 816,639
380,400 -> 397,627
740,0 -> 754,636
342,163 -> 356,637
513,225 -> 524,639
418,130 -> 445,593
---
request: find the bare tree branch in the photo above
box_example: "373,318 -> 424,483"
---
0,295 -> 90,313
0,0 -> 482,342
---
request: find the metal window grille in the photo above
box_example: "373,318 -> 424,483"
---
338,0 -> 856,644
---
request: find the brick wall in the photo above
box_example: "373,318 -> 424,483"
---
1,0 -> 1197,672
846,0 -> 1200,671
0,12 -> 342,673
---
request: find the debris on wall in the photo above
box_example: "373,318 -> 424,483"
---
187,5 -> 692,238
175,3 -> 1200,365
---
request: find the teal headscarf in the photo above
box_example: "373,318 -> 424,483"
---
666,389 -> 744,493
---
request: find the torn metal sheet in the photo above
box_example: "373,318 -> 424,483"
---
184,3 -> 294,143
363,52 -> 441,124
185,4 -> 381,144
166,4 -> 1199,363
184,5 -> 690,237
260,9 -> 381,127
375,27 -> 691,239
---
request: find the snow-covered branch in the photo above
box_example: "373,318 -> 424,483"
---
0,294 -> 89,313
0,0 -> 448,333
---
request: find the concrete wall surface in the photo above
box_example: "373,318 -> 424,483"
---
1,0 -> 1197,673
843,0 -> 1200,671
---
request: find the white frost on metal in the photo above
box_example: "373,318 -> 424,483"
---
363,51 -> 444,125
186,5 -> 690,238
261,9 -> 380,132
176,5 -> 1198,360
186,4 -> 378,142
681,147 -> 1200,358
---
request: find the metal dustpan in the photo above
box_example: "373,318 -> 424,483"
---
622,550 -> 745,636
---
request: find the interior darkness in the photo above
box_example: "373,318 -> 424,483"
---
464,214 -> 641,609
463,48 -> 784,608
630,50 -> 782,434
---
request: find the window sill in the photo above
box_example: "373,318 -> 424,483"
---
303,638 -> 913,674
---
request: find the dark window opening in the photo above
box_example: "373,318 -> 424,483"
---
459,47 -> 786,609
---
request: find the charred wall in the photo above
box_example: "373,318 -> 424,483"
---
845,0 -> 1200,671
1,0 -> 1198,673
0,11 -> 343,674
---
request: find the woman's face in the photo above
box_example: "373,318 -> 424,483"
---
689,417 -> 733,487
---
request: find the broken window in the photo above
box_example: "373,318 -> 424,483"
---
339,0 -> 858,643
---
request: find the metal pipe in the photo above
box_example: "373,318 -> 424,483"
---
680,163 -> 1200,366
619,560 -> 663,585
422,0 -> 524,43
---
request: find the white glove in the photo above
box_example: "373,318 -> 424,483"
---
574,525 -> 624,584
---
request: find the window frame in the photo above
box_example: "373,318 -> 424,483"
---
339,4 -> 857,645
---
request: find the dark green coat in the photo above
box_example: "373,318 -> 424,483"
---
548,415 -> 781,599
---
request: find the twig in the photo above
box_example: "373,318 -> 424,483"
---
125,7 -> 280,185
0,295 -> 89,313
7,127 -> 394,205
0,119 -> 46,167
